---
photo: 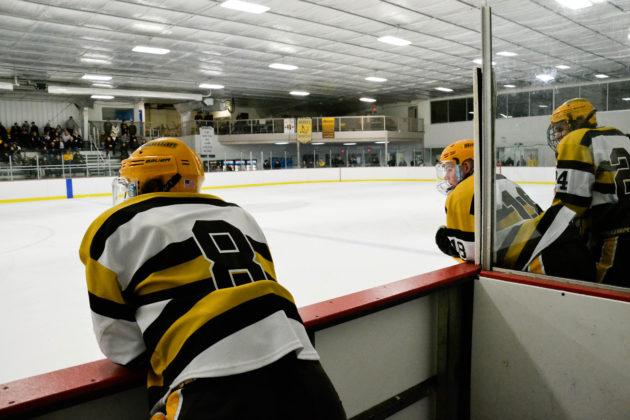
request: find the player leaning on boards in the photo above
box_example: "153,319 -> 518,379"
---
434,139 -> 594,280
548,98 -> 630,286
79,138 -> 346,419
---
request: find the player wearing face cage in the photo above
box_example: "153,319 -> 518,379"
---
80,138 -> 346,420
548,98 -> 630,286
435,139 -> 595,281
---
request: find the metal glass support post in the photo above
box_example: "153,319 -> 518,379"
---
260,151 -> 264,170
61,154 -> 65,178
36,154 -> 40,180
249,151 -> 253,171
270,151 -> 273,169
297,140 -> 301,168
9,155 -> 13,181
479,3 -> 495,270
384,140 -> 389,166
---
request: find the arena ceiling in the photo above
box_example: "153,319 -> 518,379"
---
0,0 -> 629,104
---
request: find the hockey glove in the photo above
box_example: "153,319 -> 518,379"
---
435,226 -> 458,257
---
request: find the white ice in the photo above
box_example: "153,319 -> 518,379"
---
0,181 -> 554,383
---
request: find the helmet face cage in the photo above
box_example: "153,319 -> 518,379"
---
112,177 -> 138,206
435,160 -> 461,195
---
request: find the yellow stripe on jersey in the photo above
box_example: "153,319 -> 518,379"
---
148,280 -> 294,387
557,129 -> 595,166
596,237 -> 618,283
85,260 -> 125,304
498,210 -> 522,231
254,252 -> 276,280
500,215 -> 540,269
134,255 -> 213,296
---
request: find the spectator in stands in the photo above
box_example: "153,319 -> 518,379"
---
65,116 -> 79,135
120,120 -> 129,137
0,122 -> 7,144
80,138 -> 346,420
30,121 -> 39,137
128,121 -> 137,138
10,122 -> 19,142
435,138 -> 594,281
103,119 -> 113,138
547,97 -> 630,286
61,128 -> 73,144
43,121 -> 52,137
104,135 -> 116,158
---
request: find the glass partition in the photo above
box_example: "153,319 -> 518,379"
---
488,0 -> 629,288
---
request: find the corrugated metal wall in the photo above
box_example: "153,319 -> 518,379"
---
0,99 -> 81,129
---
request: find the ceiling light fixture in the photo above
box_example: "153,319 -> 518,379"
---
538,104 -> 548,108
133,22 -> 166,32
81,74 -> 112,81
360,97 -> 376,102
0,82 -> 13,91
199,83 -> 225,89
554,0 -> 595,9
343,142 -> 357,146
622,97 -> 630,101
48,85 -> 202,101
92,83 -> 113,88
504,84 -> 516,88
365,76 -> 387,82
220,0 -> 270,14
274,142 -> 289,145
91,95 -> 115,100
377,35 -> 411,46
269,63 -> 298,71
80,58 -> 111,65
435,87 -> 454,92
535,74 -> 555,82
132,45 -> 170,55
374,141 -> 387,144
312,142 -> 325,145
555,64 -> 571,70
595,74 -> 609,79
289,90 -> 310,96
496,51 -> 518,57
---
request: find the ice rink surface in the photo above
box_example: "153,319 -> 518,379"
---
0,180 -> 554,383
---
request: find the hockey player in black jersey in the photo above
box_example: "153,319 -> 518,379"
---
548,98 -> 630,286
435,139 -> 595,281
80,138 -> 345,419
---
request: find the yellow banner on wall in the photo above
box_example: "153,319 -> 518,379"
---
322,117 -> 335,139
297,117 -> 312,144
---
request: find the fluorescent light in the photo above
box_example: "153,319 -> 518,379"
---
496,51 -> 518,57
0,82 -> 13,91
220,0 -> 270,14
504,84 -> 516,88
360,97 -> 376,102
290,91 -> 310,96
538,104 -> 548,108
312,142 -> 325,145
435,87 -> 453,92
377,36 -> 411,46
374,141 -> 387,144
622,97 -> 630,101
80,57 -> 111,65
199,83 -> 224,89
132,45 -> 170,55
48,85 -> 202,101
499,113 -> 512,118
91,95 -> 114,100
133,22 -> 165,32
536,74 -> 555,82
555,64 -> 571,70
269,63 -> 298,71
343,142 -> 357,146
92,83 -> 113,88
555,0 -> 594,9
82,74 -> 112,81
274,142 -> 289,145
595,74 -> 609,79
472,58 -> 496,65
365,76 -> 387,82
468,111 -> 474,114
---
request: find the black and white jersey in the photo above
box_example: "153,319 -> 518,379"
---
79,192 -> 317,413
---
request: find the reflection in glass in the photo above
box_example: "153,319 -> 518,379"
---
579,84 -> 607,112
530,90 -> 552,116
607,81 -> 630,111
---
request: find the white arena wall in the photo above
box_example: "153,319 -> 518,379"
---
0,166 -> 555,202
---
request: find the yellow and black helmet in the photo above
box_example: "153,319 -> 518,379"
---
547,98 -> 597,151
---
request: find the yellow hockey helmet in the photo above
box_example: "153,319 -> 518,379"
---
436,139 -> 474,194
113,137 -> 204,204
547,98 -> 597,151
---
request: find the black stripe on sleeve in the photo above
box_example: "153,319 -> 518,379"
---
556,160 -> 594,173
247,235 -> 273,261
160,294 -> 301,388
555,192 -> 592,208
593,182 -> 616,195
580,128 -> 625,147
514,205 -> 562,270
89,293 -> 136,321
90,195 -> 238,261
123,237 -> 202,301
